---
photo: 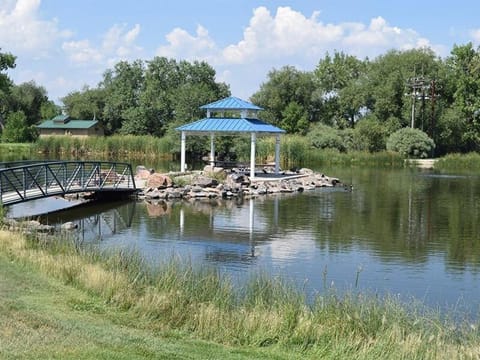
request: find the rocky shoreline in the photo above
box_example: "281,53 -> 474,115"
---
1,166 -> 345,233
136,165 -> 346,203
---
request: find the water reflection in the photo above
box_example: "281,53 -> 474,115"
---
25,167 -> 480,315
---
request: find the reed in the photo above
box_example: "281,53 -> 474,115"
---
34,135 -> 174,158
1,229 -> 479,358
436,152 -> 480,171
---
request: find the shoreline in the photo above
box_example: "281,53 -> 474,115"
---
136,165 -> 347,203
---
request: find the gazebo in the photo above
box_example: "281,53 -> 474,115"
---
176,96 -> 285,179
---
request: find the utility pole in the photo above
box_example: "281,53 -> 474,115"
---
406,73 -> 429,129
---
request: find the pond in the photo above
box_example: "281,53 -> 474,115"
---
8,164 -> 480,316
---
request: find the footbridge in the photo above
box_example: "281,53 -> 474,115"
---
0,161 -> 137,206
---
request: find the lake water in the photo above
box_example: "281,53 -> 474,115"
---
8,165 -> 480,316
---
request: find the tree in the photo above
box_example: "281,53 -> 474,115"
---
280,101 -> 309,134
443,43 -> 480,151
0,49 -> 16,128
62,86 -> 106,121
1,111 -> 32,143
366,48 -> 443,130
315,51 -> 367,128
101,60 -> 145,134
0,49 -> 16,93
251,66 -> 319,132
9,81 -> 53,126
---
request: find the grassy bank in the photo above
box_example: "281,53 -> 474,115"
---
1,230 -> 479,359
435,152 -> 480,171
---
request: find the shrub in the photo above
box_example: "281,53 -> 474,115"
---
307,124 -> 345,152
353,117 -> 388,152
386,127 -> 435,158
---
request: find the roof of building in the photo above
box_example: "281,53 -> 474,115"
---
176,117 -> 285,134
37,118 -> 99,129
200,96 -> 263,111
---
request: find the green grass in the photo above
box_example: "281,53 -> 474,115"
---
436,152 -> 480,171
1,229 -> 480,359
0,235 -> 298,359
33,135 -> 174,159
0,143 -> 34,161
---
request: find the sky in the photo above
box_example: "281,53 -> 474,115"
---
2,0 -> 480,104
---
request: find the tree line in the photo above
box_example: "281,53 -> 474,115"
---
1,43 -> 480,156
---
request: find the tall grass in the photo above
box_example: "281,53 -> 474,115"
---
1,229 -> 479,358
436,152 -> 480,171
34,135 -> 174,159
238,136 -> 404,168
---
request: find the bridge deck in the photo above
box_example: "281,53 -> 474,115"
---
0,161 -> 137,206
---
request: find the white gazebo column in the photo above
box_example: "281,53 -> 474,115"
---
180,131 -> 186,172
274,134 -> 281,174
250,132 -> 256,179
210,132 -> 215,167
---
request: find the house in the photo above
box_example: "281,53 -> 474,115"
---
37,115 -> 104,137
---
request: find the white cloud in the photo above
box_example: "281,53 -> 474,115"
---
223,6 -> 344,64
62,23 -> 143,65
156,25 -> 218,63
154,6 -> 445,98
0,0 -> 71,55
62,40 -> 103,64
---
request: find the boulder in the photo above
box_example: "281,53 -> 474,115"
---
146,173 -> 173,189
136,166 -> 153,180
298,168 -> 314,175
61,222 -> 78,230
193,175 -> 218,188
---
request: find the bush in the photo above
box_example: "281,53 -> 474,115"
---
353,117 -> 387,152
386,127 -> 435,158
307,124 -> 345,152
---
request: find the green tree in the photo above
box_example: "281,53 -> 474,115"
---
62,86 -> 106,121
315,51 -> 367,128
352,116 -> 387,152
367,48 -> 443,129
10,81 -> 53,126
280,101 -> 309,134
1,111 -> 32,142
101,60 -> 145,134
0,49 -> 16,128
251,66 -> 319,132
444,43 -> 480,151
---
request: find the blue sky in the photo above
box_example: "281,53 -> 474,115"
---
2,0 -> 480,104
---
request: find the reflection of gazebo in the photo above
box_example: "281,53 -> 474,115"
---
176,96 -> 285,179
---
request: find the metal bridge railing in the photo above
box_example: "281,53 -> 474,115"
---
0,161 -> 136,205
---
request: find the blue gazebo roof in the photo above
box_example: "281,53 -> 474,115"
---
200,96 -> 263,111
176,117 -> 285,134
176,96 -> 284,134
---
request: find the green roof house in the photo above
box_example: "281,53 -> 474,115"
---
37,115 -> 104,137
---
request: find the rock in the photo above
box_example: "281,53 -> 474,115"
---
61,222 -> 78,230
299,168 -> 314,175
166,188 -> 183,198
145,189 -> 167,199
193,175 -> 218,188
136,166 -> 152,180
146,173 -> 172,189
